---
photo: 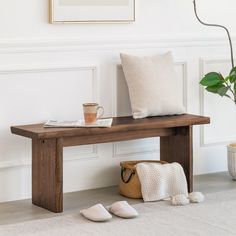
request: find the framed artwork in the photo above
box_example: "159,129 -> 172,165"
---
50,0 -> 135,23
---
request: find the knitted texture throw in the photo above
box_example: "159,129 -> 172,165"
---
136,162 -> 188,202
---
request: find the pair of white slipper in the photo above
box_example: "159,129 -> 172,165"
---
80,201 -> 138,222
171,192 -> 204,206
80,192 -> 204,222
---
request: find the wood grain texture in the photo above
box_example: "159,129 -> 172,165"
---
11,114 -> 210,139
160,126 -> 193,192
11,114 -> 210,213
32,138 -> 63,213
62,128 -> 174,147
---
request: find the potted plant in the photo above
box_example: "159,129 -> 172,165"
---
193,0 -> 236,179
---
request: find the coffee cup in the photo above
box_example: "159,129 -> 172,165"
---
83,103 -> 104,125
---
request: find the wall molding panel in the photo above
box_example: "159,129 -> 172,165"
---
0,64 -> 98,103
113,140 -> 159,159
175,61 -> 188,110
0,159 -> 31,170
64,145 -> 99,162
199,58 -> 236,147
0,64 -> 99,170
0,36 -> 235,54
0,145 -> 99,170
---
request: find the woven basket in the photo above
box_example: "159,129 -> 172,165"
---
119,160 -> 167,199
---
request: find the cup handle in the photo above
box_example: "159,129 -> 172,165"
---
96,106 -> 104,120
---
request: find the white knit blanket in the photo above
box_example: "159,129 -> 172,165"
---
136,162 -> 188,202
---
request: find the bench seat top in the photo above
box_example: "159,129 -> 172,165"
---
11,114 -> 210,139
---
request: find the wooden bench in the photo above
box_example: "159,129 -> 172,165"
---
11,114 -> 210,213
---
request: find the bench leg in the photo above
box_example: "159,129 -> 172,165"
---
160,126 -> 193,192
32,138 -> 63,213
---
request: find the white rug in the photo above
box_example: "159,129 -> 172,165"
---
1,190 -> 236,236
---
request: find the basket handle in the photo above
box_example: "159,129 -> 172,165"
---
121,168 -> 135,183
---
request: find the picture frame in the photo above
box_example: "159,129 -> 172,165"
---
49,0 -> 135,23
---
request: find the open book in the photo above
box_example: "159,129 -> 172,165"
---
44,118 -> 113,128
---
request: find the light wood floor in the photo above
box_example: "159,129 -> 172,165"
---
0,172 -> 235,225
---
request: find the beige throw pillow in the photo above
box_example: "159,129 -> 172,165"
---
120,52 -> 185,119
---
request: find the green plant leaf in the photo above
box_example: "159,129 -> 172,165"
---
205,84 -> 223,93
217,86 -> 230,96
200,72 -> 223,86
230,67 -> 236,75
206,84 -> 229,97
219,73 -> 225,81
234,82 -> 236,94
227,74 -> 236,83
231,75 -> 236,83
224,76 -> 231,82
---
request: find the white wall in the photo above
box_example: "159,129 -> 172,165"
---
0,0 -> 236,202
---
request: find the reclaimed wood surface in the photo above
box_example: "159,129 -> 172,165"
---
32,138 -> 63,213
11,114 -> 210,213
160,126 -> 193,192
11,114 -> 210,140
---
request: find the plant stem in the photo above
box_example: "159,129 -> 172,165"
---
226,96 -> 235,104
193,0 -> 234,68
224,80 -> 236,101
229,87 -> 234,96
